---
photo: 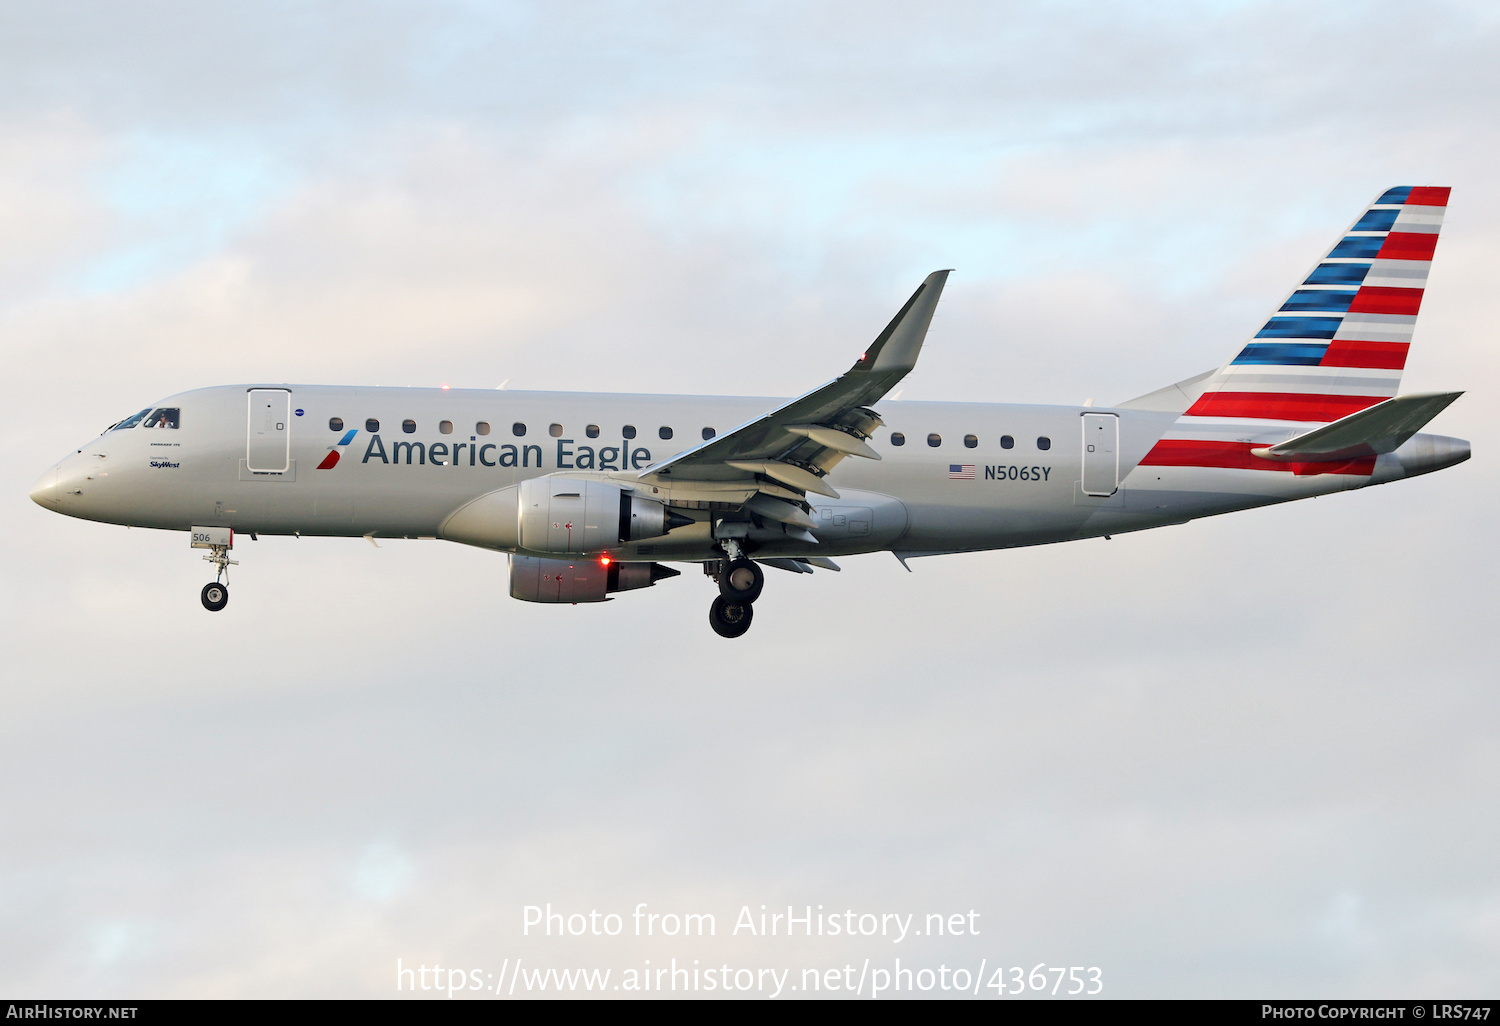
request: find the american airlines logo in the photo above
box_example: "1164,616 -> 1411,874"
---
315,429 -> 359,470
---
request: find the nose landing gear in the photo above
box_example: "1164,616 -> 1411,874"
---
200,543 -> 237,611
191,527 -> 238,612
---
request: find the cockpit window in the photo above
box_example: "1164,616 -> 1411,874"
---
111,408 -> 152,431
142,408 -> 180,429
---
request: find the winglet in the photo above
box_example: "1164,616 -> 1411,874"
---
852,270 -> 952,375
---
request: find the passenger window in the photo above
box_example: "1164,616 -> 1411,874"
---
329,417 -> 344,432
622,425 -> 637,439
927,433 -> 942,447
659,426 -> 673,440
963,434 -> 978,448
549,423 -> 563,437
476,421 -> 490,435
512,422 -> 527,437
1001,435 -> 1014,449
586,424 -> 600,438
890,432 -> 906,446
1037,436 -> 1051,450
143,408 -> 180,429
366,418 -> 380,432
439,420 -> 453,434
702,427 -> 716,440
402,419 -> 417,434
112,408 -> 152,431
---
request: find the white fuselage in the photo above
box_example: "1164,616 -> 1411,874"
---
28,383 -> 1466,564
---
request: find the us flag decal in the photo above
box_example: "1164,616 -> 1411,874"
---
949,464 -> 975,480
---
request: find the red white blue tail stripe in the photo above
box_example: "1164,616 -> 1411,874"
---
1141,187 -> 1448,476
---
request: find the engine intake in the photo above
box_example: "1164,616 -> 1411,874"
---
510,556 -> 681,603
440,477 -> 693,554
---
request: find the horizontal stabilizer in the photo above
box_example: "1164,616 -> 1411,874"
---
1252,391 -> 1462,462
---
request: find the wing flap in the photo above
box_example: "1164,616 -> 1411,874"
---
742,492 -> 818,530
758,556 -> 842,573
759,557 -> 814,574
784,424 -> 882,460
727,460 -> 840,498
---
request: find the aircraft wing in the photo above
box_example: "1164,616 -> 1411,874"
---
1251,391 -> 1463,462
637,270 -> 951,519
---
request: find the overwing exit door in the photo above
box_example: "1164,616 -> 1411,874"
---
1081,413 -> 1119,496
247,389 -> 291,472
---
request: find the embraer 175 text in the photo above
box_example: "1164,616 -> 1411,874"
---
31,188 -> 1470,637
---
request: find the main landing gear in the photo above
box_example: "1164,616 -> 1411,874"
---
709,595 -> 753,638
708,541 -> 765,639
200,542 -> 236,612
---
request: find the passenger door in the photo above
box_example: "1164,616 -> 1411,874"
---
1081,413 -> 1118,496
246,389 -> 291,473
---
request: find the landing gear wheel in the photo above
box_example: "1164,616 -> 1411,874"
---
709,596 -> 754,638
718,558 -> 764,603
201,582 -> 229,612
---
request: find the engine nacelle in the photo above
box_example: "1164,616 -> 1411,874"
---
510,556 -> 681,603
440,477 -> 693,554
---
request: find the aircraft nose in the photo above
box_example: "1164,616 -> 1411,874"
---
30,455 -> 93,510
29,466 -> 59,508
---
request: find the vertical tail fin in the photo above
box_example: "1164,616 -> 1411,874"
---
1189,186 -> 1449,422
1133,188 -> 1451,478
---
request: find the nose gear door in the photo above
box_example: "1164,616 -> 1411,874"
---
247,389 -> 291,472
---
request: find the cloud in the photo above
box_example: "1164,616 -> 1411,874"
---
1,0 -> 1496,999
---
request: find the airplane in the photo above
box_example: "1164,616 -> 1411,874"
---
30,186 -> 1469,638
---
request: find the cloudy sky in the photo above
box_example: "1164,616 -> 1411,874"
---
2,0 -> 1497,999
